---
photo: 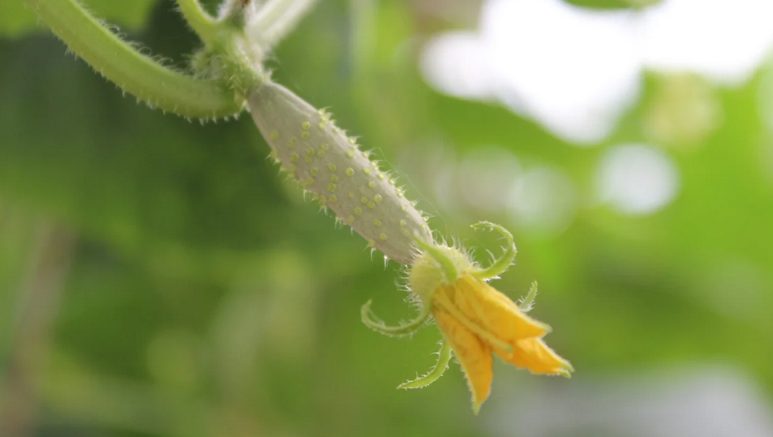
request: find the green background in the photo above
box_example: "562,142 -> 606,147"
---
1,0 -> 772,436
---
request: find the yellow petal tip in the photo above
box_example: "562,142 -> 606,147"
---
556,360 -> 574,378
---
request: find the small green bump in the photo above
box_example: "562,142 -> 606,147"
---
331,175 -> 339,182
396,188 -> 405,198
328,183 -> 337,193
349,193 -> 355,199
374,219 -> 382,227
329,164 -> 337,172
363,168 -> 372,176
329,195 -> 338,203
389,178 -> 395,185
270,130 -> 279,140
288,138 -> 297,148
318,122 -> 326,130
310,167 -> 318,177
371,161 -> 378,168
378,173 -> 386,180
321,143 -> 329,150
302,121 -> 310,130
348,215 -> 355,223
402,229 -> 410,236
411,200 -> 418,206
423,216 -> 429,222
347,150 -> 356,159
368,181 -> 376,189
368,239 -> 376,247
290,153 -> 299,163
317,149 -> 326,157
355,207 -> 363,216
401,204 -> 408,212
399,219 -> 406,227
363,151 -> 371,159
304,156 -> 312,164
345,168 -> 354,176
361,197 -> 369,204
349,138 -> 357,144
301,132 -> 310,139
320,195 -> 327,203
306,149 -> 315,156
374,194 -> 382,204
367,202 -> 375,209
379,233 -> 387,241
303,177 -> 313,187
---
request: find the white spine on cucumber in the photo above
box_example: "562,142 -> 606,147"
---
248,81 -> 431,265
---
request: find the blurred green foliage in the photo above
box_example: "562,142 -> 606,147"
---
1,0 -> 773,436
0,1 -> 157,37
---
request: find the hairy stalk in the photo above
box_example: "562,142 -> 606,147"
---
248,0 -> 319,47
175,0 -> 219,45
25,0 -> 244,119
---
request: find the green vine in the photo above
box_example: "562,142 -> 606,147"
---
24,0 -> 318,119
175,0 -> 220,46
25,0 -> 244,119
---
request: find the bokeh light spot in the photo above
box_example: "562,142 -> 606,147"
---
597,144 -> 679,215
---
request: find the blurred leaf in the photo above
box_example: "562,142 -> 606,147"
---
0,10 -> 283,278
0,206 -> 39,366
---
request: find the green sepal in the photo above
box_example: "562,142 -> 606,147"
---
470,222 -> 517,281
397,340 -> 452,389
360,299 -> 431,337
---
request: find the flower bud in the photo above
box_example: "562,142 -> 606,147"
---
248,81 -> 431,264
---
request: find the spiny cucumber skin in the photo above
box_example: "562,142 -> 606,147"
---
248,82 -> 431,265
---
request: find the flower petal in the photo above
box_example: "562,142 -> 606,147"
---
495,337 -> 573,377
434,306 -> 493,414
456,274 -> 550,341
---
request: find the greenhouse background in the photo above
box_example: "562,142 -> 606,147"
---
2,0 -> 773,436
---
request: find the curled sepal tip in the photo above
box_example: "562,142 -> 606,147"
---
397,340 -> 452,390
470,222 -> 517,281
361,299 -> 431,337
519,281 -> 538,312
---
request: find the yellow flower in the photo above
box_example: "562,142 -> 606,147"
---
431,272 -> 572,411
362,222 -> 572,413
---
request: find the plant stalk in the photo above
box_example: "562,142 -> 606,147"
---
25,0 -> 244,119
